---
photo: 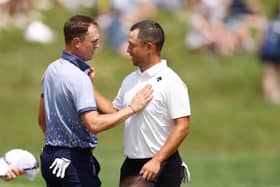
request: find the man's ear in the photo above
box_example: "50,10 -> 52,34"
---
146,42 -> 153,50
72,37 -> 81,49
145,41 -> 156,53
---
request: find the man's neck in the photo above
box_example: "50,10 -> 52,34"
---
140,55 -> 161,72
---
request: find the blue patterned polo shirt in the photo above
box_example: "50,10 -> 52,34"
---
41,51 -> 98,148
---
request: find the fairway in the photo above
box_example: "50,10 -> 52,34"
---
1,1 -> 280,186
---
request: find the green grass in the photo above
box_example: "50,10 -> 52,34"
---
1,2 -> 280,187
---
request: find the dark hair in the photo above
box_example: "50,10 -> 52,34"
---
130,20 -> 165,51
64,15 -> 98,45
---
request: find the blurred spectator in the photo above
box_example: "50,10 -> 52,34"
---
201,0 -> 237,57
184,0 -> 215,53
184,0 -> 266,57
0,0 -> 32,29
7,0 -> 32,16
258,6 -> 280,104
185,0 -> 237,57
0,0 -> 42,29
0,0 -> 55,44
56,0 -> 97,13
225,0 -> 266,52
153,0 -> 182,12
98,0 -> 156,56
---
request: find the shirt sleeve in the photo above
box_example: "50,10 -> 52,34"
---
71,75 -> 97,114
112,85 -> 125,110
166,80 -> 191,119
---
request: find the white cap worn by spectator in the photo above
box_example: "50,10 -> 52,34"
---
0,149 -> 39,180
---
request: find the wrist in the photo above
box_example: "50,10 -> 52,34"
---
153,153 -> 165,164
128,104 -> 136,114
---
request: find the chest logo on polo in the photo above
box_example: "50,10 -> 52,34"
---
156,76 -> 162,82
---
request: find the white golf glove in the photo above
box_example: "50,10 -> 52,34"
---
49,157 -> 71,178
182,162 -> 191,184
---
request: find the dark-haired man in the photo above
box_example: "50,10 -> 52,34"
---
95,20 -> 191,187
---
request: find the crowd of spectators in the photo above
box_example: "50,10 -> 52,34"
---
185,0 -> 266,57
1,0 -> 279,104
0,0 -> 266,55
0,0 -> 96,43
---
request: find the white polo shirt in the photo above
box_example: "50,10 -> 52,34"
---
113,59 -> 191,158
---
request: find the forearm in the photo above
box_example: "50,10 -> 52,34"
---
82,106 -> 134,134
94,87 -> 117,114
153,117 -> 190,163
84,84 -> 152,134
140,117 -> 190,180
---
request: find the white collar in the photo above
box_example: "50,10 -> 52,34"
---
137,59 -> 167,77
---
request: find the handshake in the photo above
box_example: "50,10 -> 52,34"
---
49,157 -> 71,178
